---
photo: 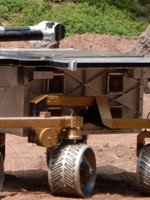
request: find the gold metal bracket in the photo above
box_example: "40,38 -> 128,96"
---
96,96 -> 150,129
47,96 -> 95,106
30,95 -> 95,107
0,111 -> 83,147
95,96 -> 112,128
0,115 -> 83,129
111,119 -> 150,129
34,128 -> 61,148
30,95 -> 150,130
67,128 -> 82,139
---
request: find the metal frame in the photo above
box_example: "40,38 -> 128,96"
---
1,49 -> 150,71
0,49 -> 150,153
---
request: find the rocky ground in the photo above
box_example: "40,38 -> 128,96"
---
0,33 -> 150,200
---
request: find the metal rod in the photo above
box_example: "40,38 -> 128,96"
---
0,21 -> 65,42
0,31 -> 43,41
0,116 -> 82,129
103,118 -> 150,129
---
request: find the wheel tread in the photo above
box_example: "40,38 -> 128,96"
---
138,144 -> 150,195
48,143 -> 96,197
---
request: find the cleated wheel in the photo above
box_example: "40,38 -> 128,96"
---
137,144 -> 150,195
48,143 -> 96,197
0,153 -> 4,192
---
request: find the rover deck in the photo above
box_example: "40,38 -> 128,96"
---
0,49 -> 149,70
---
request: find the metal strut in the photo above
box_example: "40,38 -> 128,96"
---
31,95 -> 150,129
0,21 -> 66,42
0,112 -> 83,148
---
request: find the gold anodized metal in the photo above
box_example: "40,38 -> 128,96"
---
40,111 -> 51,118
30,95 -> 95,107
96,96 -> 150,129
96,96 -> 113,128
0,116 -> 83,129
2,95 -> 150,130
34,128 -> 61,148
30,94 -> 48,104
0,114 -> 83,148
47,96 -> 95,106
106,118 -> 150,129
67,128 -> 82,139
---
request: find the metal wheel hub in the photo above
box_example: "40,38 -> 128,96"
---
80,158 -> 93,184
48,143 -> 96,197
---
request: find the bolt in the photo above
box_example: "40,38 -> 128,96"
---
48,137 -> 51,140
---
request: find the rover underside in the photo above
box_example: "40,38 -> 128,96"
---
0,48 -> 150,196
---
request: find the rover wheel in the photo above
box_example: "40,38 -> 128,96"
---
48,143 -> 96,197
137,144 -> 150,195
0,153 -> 4,191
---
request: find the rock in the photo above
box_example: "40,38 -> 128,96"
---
104,142 -> 110,148
126,25 -> 150,56
28,41 -> 60,49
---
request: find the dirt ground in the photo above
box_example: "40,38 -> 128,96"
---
0,33 -> 149,200
0,33 -> 138,53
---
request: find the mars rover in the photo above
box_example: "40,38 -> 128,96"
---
0,21 -> 150,197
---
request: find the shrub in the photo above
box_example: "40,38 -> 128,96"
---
0,0 -> 149,37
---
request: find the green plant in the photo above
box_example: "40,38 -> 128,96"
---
73,0 -> 149,18
139,0 -> 150,5
0,0 -> 149,37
